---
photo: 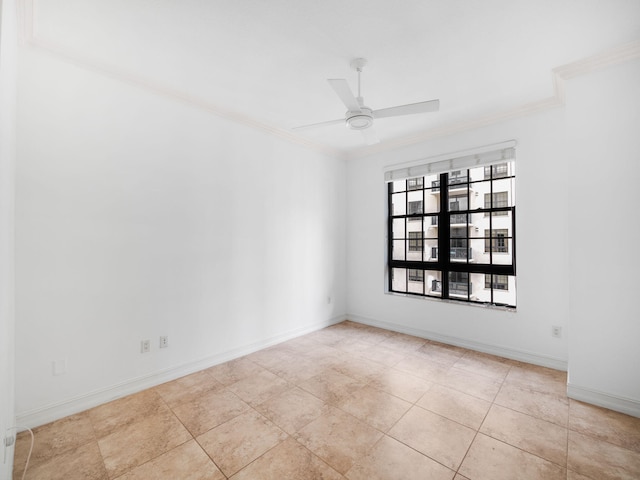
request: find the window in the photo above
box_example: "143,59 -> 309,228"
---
485,274 -> 508,290
484,192 -> 508,215
484,163 -> 509,179
408,269 -> 424,282
449,271 -> 469,296
484,192 -> 509,208
388,158 -> 516,307
407,177 -> 423,190
408,232 -> 423,251
449,170 -> 468,186
408,200 -> 423,220
449,194 -> 468,211
484,229 -> 509,253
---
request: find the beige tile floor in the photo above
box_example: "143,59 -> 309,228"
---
13,321 -> 640,479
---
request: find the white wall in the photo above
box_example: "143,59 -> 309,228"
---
347,58 -> 640,416
347,109 -> 570,368
15,47 -> 347,425
13,23 -> 640,431
0,0 -> 17,476
566,58 -> 640,414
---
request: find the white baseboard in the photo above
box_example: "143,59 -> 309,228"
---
15,315 -> 346,428
348,314 -> 640,418
567,384 -> 640,418
348,314 -> 568,371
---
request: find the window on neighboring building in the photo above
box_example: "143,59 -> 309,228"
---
388,159 -> 516,307
485,274 -> 509,290
408,269 -> 424,282
484,229 -> 509,253
408,232 -> 423,251
449,194 -> 468,211
484,192 -> 508,215
407,177 -> 424,190
449,170 -> 468,186
484,163 -> 509,179
408,200 -> 423,220
449,271 -> 469,296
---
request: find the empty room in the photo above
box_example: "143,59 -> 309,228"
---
1,1 -> 639,479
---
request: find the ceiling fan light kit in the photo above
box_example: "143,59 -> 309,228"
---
294,57 -> 440,145
346,107 -> 373,130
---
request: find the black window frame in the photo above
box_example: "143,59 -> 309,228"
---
388,168 -> 516,308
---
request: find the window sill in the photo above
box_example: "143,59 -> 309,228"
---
385,290 -> 517,312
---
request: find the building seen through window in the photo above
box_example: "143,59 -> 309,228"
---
388,161 -> 516,307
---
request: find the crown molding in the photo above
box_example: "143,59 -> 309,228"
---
347,39 -> 640,159
553,39 -> 640,81
18,1 -> 640,161
27,39 -> 345,159
17,0 -> 346,160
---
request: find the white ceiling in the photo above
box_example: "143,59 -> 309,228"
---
25,0 -> 640,157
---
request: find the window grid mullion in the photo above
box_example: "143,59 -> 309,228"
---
439,172 -> 449,299
387,162 -> 516,307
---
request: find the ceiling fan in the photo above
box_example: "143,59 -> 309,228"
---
293,58 -> 440,145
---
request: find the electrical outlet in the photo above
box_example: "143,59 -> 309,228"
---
159,336 -> 168,348
141,339 -> 150,353
552,326 -> 562,338
3,432 -> 15,464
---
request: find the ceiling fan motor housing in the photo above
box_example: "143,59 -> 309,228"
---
346,107 -> 373,130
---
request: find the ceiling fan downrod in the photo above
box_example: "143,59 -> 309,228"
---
350,58 -> 368,104
346,58 -> 372,130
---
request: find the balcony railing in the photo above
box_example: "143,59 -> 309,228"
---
430,247 -> 473,260
431,177 -> 468,192
450,282 -> 471,296
429,214 -> 469,226
451,247 -> 472,260
450,213 -> 467,224
431,280 -> 471,296
449,176 -> 468,186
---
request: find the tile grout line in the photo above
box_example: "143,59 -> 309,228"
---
19,322 -> 640,479
106,392 -> 195,479
153,372 -> 246,479
453,362 -> 512,476
371,362 -> 462,476
250,338 -> 420,476
86,411 -> 110,480
147,347 -> 624,480
566,399 -> 640,455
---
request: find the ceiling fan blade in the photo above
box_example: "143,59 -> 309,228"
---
328,79 -> 361,112
373,99 -> 440,119
292,118 -> 345,131
361,126 -> 380,145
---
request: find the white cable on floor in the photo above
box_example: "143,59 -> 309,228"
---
8,426 -> 34,480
